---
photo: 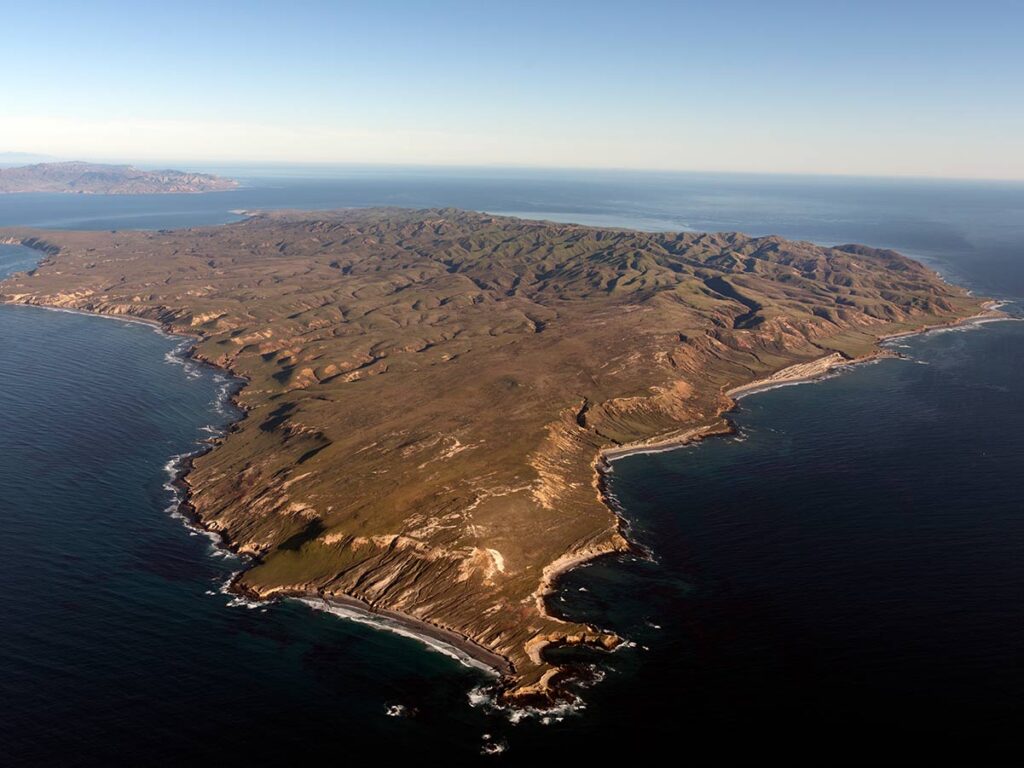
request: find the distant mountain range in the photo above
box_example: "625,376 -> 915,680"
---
0,161 -> 238,194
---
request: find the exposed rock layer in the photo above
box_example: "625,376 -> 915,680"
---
0,208 -> 984,700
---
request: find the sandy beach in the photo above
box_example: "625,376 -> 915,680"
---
302,593 -> 513,676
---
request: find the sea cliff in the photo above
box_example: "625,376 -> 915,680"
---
0,208 -> 987,703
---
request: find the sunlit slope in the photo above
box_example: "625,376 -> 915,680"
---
0,208 -> 983,701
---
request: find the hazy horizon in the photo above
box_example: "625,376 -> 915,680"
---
2,0 -> 1023,181
5,156 -> 1024,187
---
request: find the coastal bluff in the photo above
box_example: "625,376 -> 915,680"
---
0,208 -> 985,703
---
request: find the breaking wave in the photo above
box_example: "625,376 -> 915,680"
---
295,597 -> 500,677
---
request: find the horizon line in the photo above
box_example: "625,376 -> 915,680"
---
2,153 -> 1023,185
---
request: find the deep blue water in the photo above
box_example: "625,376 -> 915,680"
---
1,170 -> 1023,764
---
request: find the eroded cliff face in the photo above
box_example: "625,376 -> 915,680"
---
0,209 -> 985,700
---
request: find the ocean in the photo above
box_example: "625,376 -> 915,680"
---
1,169 -> 1022,764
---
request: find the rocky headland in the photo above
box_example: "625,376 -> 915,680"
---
0,208 -> 987,703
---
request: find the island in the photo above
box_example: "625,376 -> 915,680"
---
0,209 -> 989,704
0,161 -> 238,194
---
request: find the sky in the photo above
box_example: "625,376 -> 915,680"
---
2,0 -> 1023,179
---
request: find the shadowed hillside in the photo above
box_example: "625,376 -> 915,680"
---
0,208 -> 985,702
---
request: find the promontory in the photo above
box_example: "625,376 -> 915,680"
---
0,161 -> 237,194
0,208 -> 987,702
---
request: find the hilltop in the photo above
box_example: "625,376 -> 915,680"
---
0,208 -> 986,702
0,161 -> 237,194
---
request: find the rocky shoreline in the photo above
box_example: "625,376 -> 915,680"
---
1,281 -> 535,699
0,211 -> 991,707
25,286 -> 1007,708
157,317 -> 524,686
598,301 -> 1008,465
5,274 -> 1005,709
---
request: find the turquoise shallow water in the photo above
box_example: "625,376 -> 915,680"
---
1,171 -> 1023,764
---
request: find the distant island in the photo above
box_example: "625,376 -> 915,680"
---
0,209 -> 989,704
0,161 -> 238,194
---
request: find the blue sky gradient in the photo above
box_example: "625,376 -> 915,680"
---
2,0 -> 1022,178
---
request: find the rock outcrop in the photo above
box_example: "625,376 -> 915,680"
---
0,208 -> 985,701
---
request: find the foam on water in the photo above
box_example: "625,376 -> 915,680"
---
163,343 -> 204,380
480,735 -> 508,755
466,683 -> 589,726
295,597 -> 500,677
161,448 -> 239,560
2,179 -> 1024,765
226,595 -> 266,609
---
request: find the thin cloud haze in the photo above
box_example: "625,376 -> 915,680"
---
2,0 -> 1022,179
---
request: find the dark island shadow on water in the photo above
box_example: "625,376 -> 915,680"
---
2,171 -> 1024,765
